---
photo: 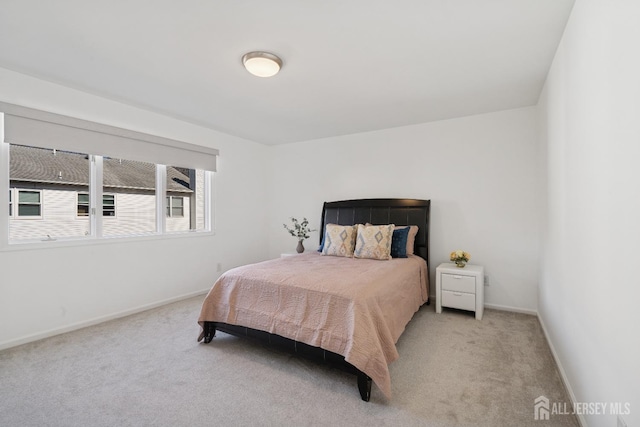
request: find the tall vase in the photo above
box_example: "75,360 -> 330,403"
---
296,240 -> 305,253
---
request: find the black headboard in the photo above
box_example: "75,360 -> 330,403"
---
320,198 -> 431,269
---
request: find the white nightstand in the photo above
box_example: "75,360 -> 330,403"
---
436,263 -> 484,320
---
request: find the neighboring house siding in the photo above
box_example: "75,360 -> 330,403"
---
102,191 -> 157,237
166,205 -> 191,232
165,169 -> 204,232
9,186 -> 90,240
9,186 -> 194,240
195,169 -> 206,230
165,191 -> 193,233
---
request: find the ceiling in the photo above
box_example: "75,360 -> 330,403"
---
0,0 -> 575,145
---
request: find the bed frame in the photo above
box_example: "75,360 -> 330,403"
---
201,198 -> 431,401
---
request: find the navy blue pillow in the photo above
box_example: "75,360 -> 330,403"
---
391,227 -> 410,258
317,228 -> 326,252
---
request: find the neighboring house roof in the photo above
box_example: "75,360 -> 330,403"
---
9,144 -> 192,192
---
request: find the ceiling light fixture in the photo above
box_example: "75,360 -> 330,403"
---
242,51 -> 282,78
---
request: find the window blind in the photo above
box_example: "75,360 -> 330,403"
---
1,102 -> 218,171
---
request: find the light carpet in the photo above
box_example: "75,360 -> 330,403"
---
0,296 -> 578,426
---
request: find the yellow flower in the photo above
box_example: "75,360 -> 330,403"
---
450,249 -> 470,262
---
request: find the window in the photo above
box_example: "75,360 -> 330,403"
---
78,193 -> 115,217
166,196 -> 184,217
8,145 -> 91,240
2,101 -> 217,245
103,194 -> 115,217
77,193 -> 89,216
102,157 -> 156,237
17,190 -> 42,217
166,167 -> 207,232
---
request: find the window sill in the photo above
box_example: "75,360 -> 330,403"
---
0,230 -> 215,252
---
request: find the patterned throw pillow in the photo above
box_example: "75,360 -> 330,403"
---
354,224 -> 394,260
322,224 -> 357,257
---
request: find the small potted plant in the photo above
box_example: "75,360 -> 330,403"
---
283,217 -> 316,253
450,250 -> 471,268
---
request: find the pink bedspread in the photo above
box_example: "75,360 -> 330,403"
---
198,251 -> 429,398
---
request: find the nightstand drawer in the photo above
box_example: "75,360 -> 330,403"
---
441,290 -> 476,311
441,274 -> 476,293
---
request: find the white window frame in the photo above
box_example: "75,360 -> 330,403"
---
3,148 -> 214,247
1,132 -> 8,246
0,105 -> 217,249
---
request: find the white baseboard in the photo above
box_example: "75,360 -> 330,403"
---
483,302 -> 538,316
537,313 -> 586,427
0,288 -> 210,351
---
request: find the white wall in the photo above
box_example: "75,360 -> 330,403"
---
538,1 -> 640,426
269,107 -> 540,311
0,67 -> 271,348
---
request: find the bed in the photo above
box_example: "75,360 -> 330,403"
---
198,198 -> 431,401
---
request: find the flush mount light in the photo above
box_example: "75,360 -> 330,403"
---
242,51 -> 282,77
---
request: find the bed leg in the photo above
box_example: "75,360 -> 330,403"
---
203,322 -> 216,343
357,372 -> 372,402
